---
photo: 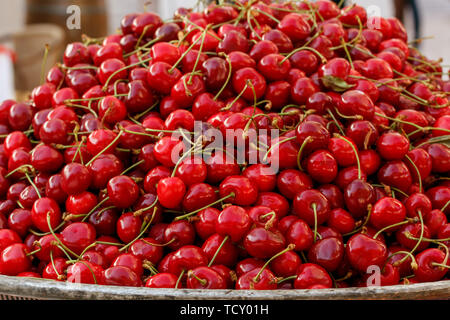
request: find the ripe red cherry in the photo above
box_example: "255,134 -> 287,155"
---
107,175 -> 139,209
286,219 -> 314,252
291,78 -> 319,105
171,73 -> 206,108
293,190 -> 330,227
30,144 -> 63,174
182,183 -> 217,213
294,263 -> 333,289
61,163 -> 92,195
376,131 -> 410,160
346,233 -> 387,273
370,197 -> 407,231
215,205 -> 251,243
306,150 -> 338,184
88,154 -> 123,190
236,267 -> 277,290
0,229 -> 21,252
344,179 -> 376,218
338,90 -> 375,120
157,177 -> 186,209
132,12 -> 162,38
414,248 -> 448,282
61,222 -> 96,255
104,266 -> 141,287
194,208 -> 220,241
270,250 -> 301,278
377,161 -> 412,193
145,273 -> 179,288
164,220 -> 195,251
276,169 -> 312,200
116,212 -> 142,244
170,245 -> 208,276
0,243 -> 31,276
243,227 -> 286,259
147,62 -> 182,95
31,197 -> 61,233
278,13 -> 311,42
219,176 -> 258,206
296,121 -> 330,152
187,266 -> 227,289
232,67 -> 267,102
202,233 -> 238,267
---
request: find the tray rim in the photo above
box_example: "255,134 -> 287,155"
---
0,275 -> 448,300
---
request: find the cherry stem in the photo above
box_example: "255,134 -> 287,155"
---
134,197 -> 158,218
373,219 -> 415,239
207,235 -> 229,267
81,196 -> 110,222
222,82 -> 249,111
326,109 -> 345,136
261,211 -> 277,230
121,159 -> 145,176
24,172 -> 42,199
214,53 -> 232,101
188,25 -> 211,85
174,192 -> 235,221
25,247 -> 41,257
49,250 -> 63,280
85,130 -> 123,167
311,203 -> 318,243
5,164 -> 35,179
404,154 -> 423,193
132,100 -> 159,120
102,57 -> 152,91
296,136 -> 313,172
276,275 -> 297,284
175,269 -> 185,289
387,250 -> 418,270
120,207 -> 157,252
440,200 -> 450,213
253,244 -> 295,283
334,134 -> 361,180
262,136 -> 297,163
142,238 -> 176,247
188,270 -> 207,286
46,212 -> 80,259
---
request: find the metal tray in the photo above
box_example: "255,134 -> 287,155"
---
0,276 -> 448,300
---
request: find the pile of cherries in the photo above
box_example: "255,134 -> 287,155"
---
0,0 -> 449,290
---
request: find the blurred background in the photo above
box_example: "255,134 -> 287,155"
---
0,0 -> 448,99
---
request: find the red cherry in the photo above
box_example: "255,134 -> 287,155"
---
293,189 -> 330,227
104,265 -> 141,287
61,163 -> 92,195
107,175 -> 139,209
215,205 -> 251,243
0,243 -> 31,276
164,220 -> 196,251
157,177 -> 186,209
346,233 -> 387,273
294,263 -> 332,289
31,197 -> 61,233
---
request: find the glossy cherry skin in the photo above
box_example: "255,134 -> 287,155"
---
194,208 -> 220,241
344,179 -> 376,218
269,250 -> 301,278
219,176 -> 258,207
61,163 -> 92,195
377,161 -> 412,193
276,169 -> 312,200
242,164 -> 277,193
164,220 -> 196,251
306,150 -> 338,184
236,267 -> 278,290
61,222 -> 96,255
296,121 -> 330,153
414,248 -> 448,282
294,263 -> 333,289
7,209 -> 32,238
232,67 -> 267,102
376,131 -> 410,161
116,213 -> 142,244
293,190 -> 330,227
396,223 -> 430,252
67,261 -> 105,285
0,243 -> 31,276
106,175 -> 139,209
145,273 -> 179,288
215,206 -> 251,243
157,177 -> 186,210
202,233 -> 238,268
31,197 -> 61,233
327,208 -> 355,234
286,219 -> 314,252
104,266 -> 141,287
346,233 -> 388,273
243,227 -> 286,259
186,266 -> 227,289
170,245 -> 208,276
0,229 -> 22,253
307,237 -> 344,273
425,209 -> 447,237
182,183 -> 217,213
